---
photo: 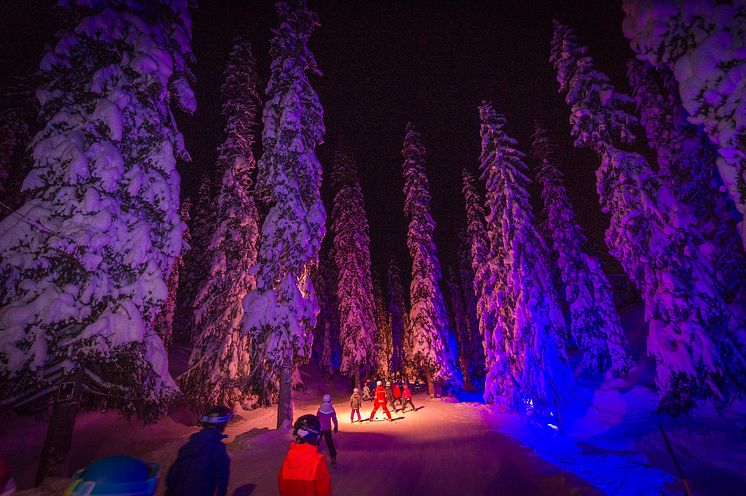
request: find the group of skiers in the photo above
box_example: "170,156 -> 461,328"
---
55,382 -> 421,496
355,380 -> 417,422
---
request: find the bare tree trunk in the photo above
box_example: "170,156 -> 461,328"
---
35,372 -> 83,485
277,367 -> 293,429
354,369 -> 361,390
427,374 -> 435,398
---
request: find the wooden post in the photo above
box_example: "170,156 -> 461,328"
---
276,367 -> 293,429
35,371 -> 83,485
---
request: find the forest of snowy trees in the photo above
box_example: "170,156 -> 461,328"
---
0,0 -> 745,484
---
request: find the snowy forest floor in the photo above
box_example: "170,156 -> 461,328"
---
3,306 -> 746,495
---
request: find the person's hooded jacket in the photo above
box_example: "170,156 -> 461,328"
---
350,391 -> 362,409
278,442 -> 331,496
317,400 -> 338,432
166,428 -> 230,496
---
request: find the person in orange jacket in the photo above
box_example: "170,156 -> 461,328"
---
278,414 -> 331,496
369,381 -> 392,421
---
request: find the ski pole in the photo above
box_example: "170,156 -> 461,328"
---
658,424 -> 692,496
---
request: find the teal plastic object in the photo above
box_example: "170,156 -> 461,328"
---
65,456 -> 160,496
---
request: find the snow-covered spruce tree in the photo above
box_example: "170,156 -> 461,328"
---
179,37 -> 261,410
332,148 -> 376,388
0,78 -> 37,213
387,258 -> 408,376
0,0 -> 195,479
447,266 -> 473,389
627,59 -> 746,301
532,127 -> 632,375
462,167 -> 510,402
373,276 -> 392,378
178,175 -> 212,341
622,0 -> 746,247
552,22 -> 746,414
479,103 -> 573,417
311,247 -> 338,378
152,199 -> 192,351
401,123 -> 453,395
457,231 -> 485,385
240,0 -> 326,429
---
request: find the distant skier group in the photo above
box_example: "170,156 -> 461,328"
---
356,379 -> 417,422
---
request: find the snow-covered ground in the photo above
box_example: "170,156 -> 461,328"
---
4,307 -> 746,495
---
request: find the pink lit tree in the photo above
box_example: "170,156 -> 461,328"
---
622,0 -> 746,247
240,0 -> 326,428
532,127 -> 632,375
401,123 -> 453,395
627,60 -> 746,301
332,148 -> 376,388
479,103 -> 572,417
179,37 -> 261,410
374,276 -> 392,378
0,0 -> 195,480
552,21 -> 746,414
387,258 -> 408,376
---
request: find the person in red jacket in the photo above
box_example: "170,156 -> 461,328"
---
401,383 -> 417,413
369,381 -> 392,421
391,382 -> 403,412
278,415 -> 332,496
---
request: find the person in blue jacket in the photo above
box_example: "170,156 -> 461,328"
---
166,405 -> 233,496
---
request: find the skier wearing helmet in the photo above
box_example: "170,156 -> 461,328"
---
369,381 -> 392,421
349,387 -> 363,423
165,405 -> 232,496
316,394 -> 339,465
64,455 -> 160,496
279,414 -> 331,496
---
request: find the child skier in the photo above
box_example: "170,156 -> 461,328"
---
316,394 -> 339,466
385,381 -> 394,411
401,383 -> 416,413
350,387 -> 363,423
278,414 -> 331,496
391,382 -> 403,412
362,383 -> 371,401
166,405 -> 232,496
369,381 -> 392,421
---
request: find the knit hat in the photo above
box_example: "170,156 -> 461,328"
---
377,380 -> 382,386
353,387 -> 359,393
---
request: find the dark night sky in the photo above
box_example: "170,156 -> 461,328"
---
1,1 -> 634,282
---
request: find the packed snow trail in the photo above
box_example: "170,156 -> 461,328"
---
225,389 -> 599,496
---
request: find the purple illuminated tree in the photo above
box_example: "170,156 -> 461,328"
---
311,248 -> 338,378
627,60 -> 746,301
153,199 -> 192,351
374,276 -> 392,378
240,0 -> 326,429
332,148 -> 376,388
622,0 -> 746,247
552,21 -> 746,414
401,123 -> 453,395
0,0 -> 194,480
447,266 -> 473,389
179,176 -> 212,340
532,127 -> 632,375
479,103 -> 572,417
179,37 -> 261,409
457,232 -> 485,385
462,167 -> 507,401
387,258 -> 408,376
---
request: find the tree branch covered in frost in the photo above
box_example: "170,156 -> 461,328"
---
180,37 -> 261,409
0,0 -> 195,420
0,78 -> 37,213
552,21 -> 746,414
311,250 -> 338,377
532,127 -> 632,375
387,258 -> 408,375
332,148 -> 376,380
241,0 -> 325,400
627,60 -> 746,301
622,0 -> 746,247
478,103 -> 573,416
401,123 -> 453,384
